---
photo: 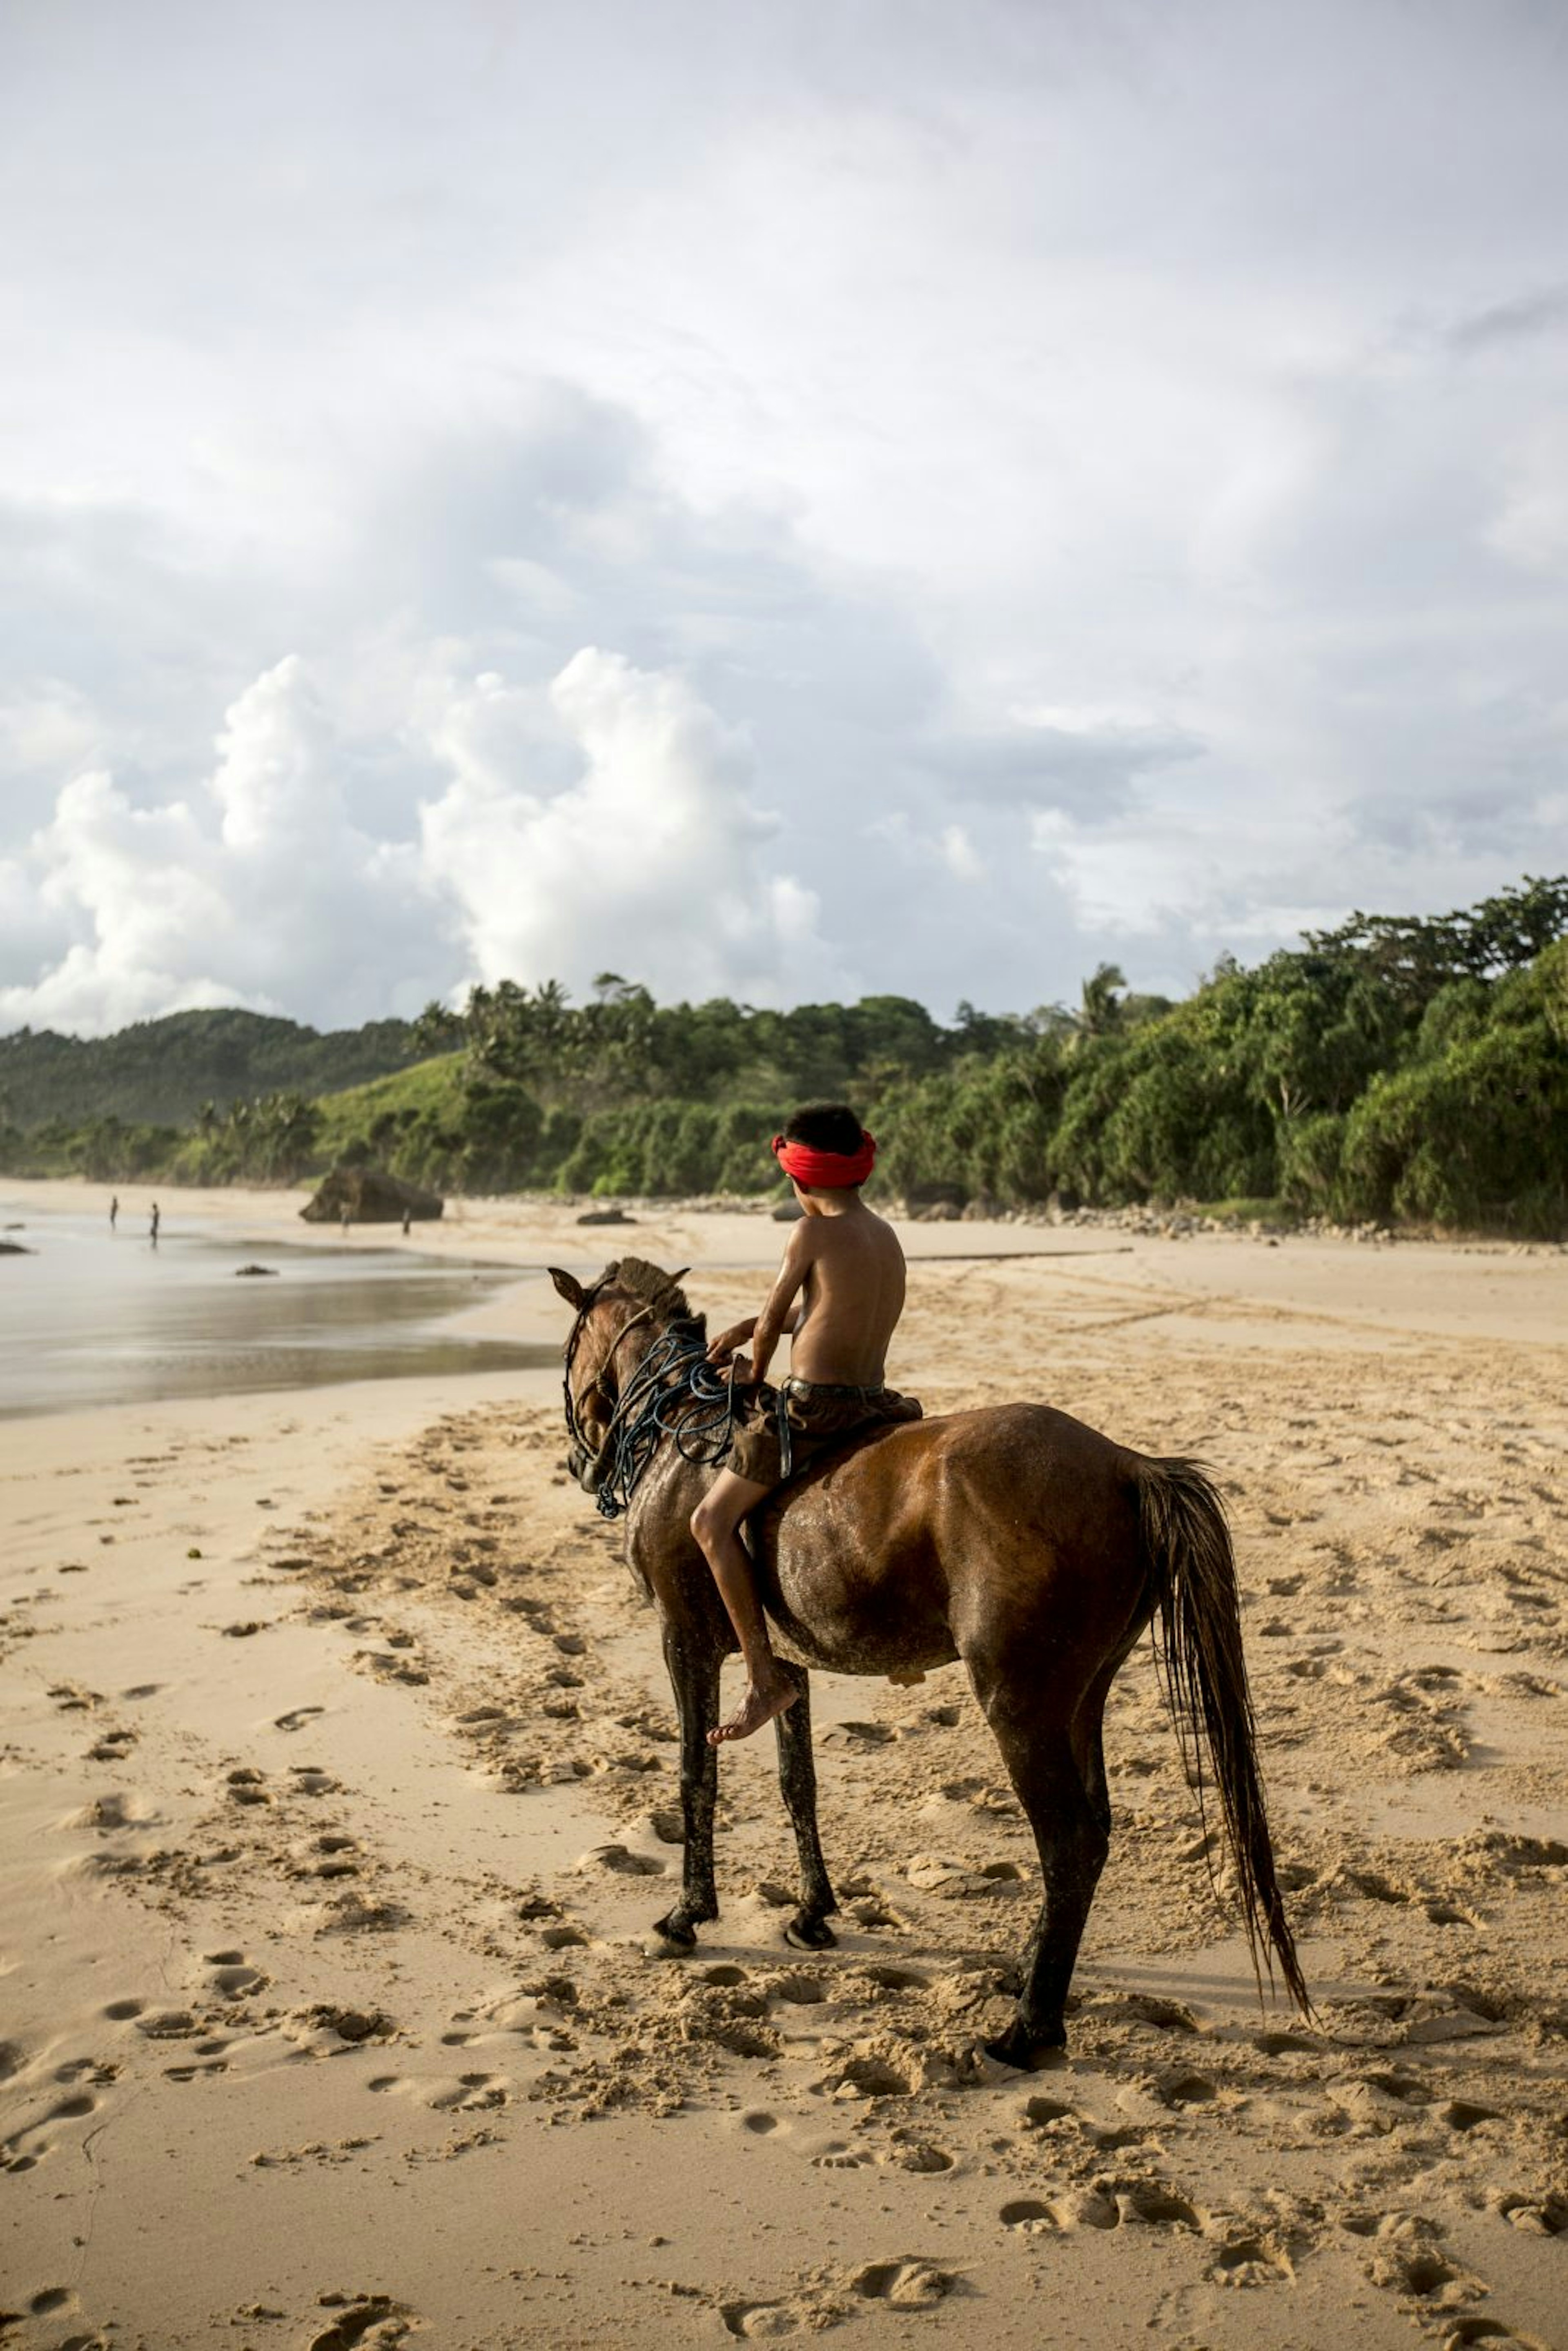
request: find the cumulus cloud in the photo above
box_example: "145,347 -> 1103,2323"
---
418,648 -> 831,1003
0,645 -> 837,1036
0,659 -> 440,1036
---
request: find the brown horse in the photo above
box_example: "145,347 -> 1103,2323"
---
549,1256 -> 1307,2067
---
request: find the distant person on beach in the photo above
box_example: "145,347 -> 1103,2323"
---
149,1202 -> 160,1246
340,1207 -> 352,1237
109,1195 -> 118,1231
693,1104 -> 921,1744
401,1208 -> 412,1236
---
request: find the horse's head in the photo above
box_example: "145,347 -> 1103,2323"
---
548,1258 -> 696,1496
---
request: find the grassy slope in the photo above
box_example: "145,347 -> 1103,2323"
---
310,1054 -> 468,1159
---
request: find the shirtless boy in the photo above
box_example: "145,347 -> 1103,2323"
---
693,1104 -> 920,1745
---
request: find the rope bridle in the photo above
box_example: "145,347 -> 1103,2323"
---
562,1283 -> 742,1520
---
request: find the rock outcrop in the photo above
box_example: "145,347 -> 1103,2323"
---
300,1168 -> 444,1224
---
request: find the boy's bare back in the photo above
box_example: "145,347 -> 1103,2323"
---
766,1198 -> 906,1386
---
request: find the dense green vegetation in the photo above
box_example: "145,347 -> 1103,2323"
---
2,878 -> 1564,1236
0,1007 -> 422,1130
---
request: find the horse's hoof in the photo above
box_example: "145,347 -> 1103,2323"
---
983,2022 -> 1067,2072
650,1911 -> 697,1954
784,1912 -> 837,1951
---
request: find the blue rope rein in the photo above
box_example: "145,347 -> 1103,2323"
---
586,1320 -> 742,1520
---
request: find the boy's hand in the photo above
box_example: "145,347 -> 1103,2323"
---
724,1352 -> 755,1389
706,1318 -> 756,1368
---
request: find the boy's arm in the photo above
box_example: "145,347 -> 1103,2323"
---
705,1313 -> 757,1366
737,1224 -> 815,1387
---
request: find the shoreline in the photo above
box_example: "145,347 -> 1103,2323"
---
6,1172 -> 1566,1349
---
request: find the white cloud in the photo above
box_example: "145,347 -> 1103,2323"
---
419,648 -> 831,1004
0,660 -> 443,1036
0,644 -> 837,1035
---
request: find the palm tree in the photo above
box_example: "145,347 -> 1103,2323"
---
1076,963 -> 1127,1038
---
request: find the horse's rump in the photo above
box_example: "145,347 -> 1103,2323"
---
746,1402 -> 1149,1681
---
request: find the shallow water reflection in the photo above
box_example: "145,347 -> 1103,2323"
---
0,1200 -> 551,1418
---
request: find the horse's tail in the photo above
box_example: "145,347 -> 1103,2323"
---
1136,1456 -> 1310,2015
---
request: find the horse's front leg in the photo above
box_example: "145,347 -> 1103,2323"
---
653,1627 -> 722,1951
773,1662 -> 837,1950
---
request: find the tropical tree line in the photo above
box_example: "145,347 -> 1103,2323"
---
2,878 -> 1564,1236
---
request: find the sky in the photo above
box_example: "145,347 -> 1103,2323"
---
2,0 -> 1566,1037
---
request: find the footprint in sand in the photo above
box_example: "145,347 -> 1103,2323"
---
135,2010 -> 199,2041
846,2259 -> 955,2308
1253,2029 -> 1319,2057
288,1766 -> 341,1796
367,2071 -> 508,2113
1,2088 -> 102,2172
275,1705 -> 325,1733
305,2006 -> 395,2046
719,2299 -> 806,2338
1020,2093 -> 1079,2131
1205,2234 -> 1297,2288
1347,2211 -> 1483,2306
53,2057 -> 117,2087
47,1683 -> 101,1714
290,1833 -> 361,1883
306,2292 -> 413,2350
1000,2198 -> 1058,2235
1114,2180 -> 1202,2229
1155,2067 -> 1219,2109
226,1768 -> 271,1807
85,1725 -> 137,1762
205,1952 -> 269,1996
576,1842 -> 665,1877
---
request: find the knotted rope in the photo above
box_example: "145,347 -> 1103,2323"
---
567,1314 -> 742,1521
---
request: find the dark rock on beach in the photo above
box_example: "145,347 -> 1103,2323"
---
234,1264 -> 280,1277
0,1239 -> 34,1255
576,1207 -> 636,1226
300,1167 -> 444,1225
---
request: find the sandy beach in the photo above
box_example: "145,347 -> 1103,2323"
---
2,1183 -> 1566,2349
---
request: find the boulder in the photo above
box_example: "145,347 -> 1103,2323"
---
575,1207 -> 636,1226
300,1168 -> 443,1225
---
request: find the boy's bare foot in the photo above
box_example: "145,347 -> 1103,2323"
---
708,1677 -> 799,1745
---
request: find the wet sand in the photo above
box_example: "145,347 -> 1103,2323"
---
2,1187 -> 1566,2348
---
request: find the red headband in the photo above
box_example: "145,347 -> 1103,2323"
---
772,1131 -> 876,1188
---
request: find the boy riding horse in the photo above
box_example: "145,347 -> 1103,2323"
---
692,1103 -> 921,1744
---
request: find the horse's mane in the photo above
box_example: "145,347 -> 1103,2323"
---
600,1257 -> 702,1331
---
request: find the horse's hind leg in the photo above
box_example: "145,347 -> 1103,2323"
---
653,1632 -> 722,1951
773,1662 -> 837,1949
975,1676 -> 1110,2068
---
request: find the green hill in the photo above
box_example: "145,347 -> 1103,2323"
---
310,1055 -> 469,1164
0,1008 -> 423,1131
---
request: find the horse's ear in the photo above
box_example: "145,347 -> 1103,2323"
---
548,1266 -> 586,1309
669,1267 -> 690,1284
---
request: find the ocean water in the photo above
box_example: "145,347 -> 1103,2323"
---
0,1197 -> 553,1418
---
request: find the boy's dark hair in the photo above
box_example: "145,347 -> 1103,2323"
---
783,1102 -> 866,1155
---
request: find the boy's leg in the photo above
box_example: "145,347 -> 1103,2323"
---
690,1467 -> 799,1745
